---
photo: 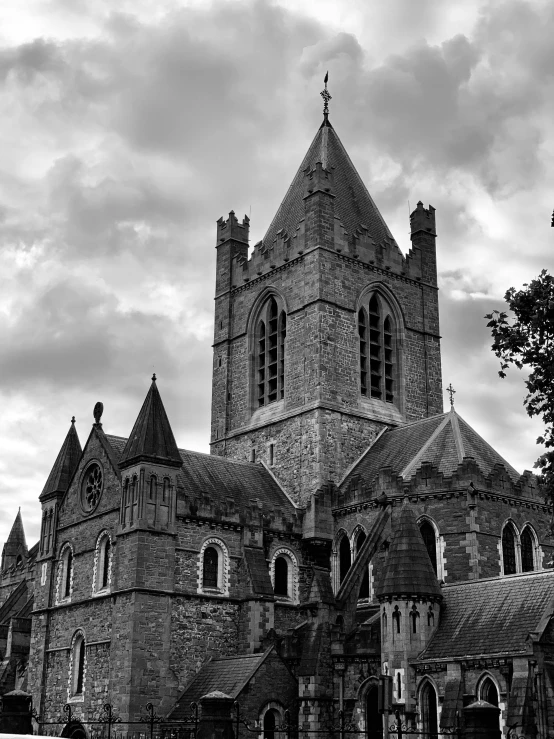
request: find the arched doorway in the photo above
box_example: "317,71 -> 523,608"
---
420,681 -> 438,739
263,708 -> 281,739
366,684 -> 382,739
62,721 -> 87,739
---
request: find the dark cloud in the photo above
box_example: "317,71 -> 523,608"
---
1,0 -> 554,545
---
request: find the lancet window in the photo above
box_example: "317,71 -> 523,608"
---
256,297 -> 286,407
502,523 -> 517,575
521,526 -> 536,572
358,293 -> 395,403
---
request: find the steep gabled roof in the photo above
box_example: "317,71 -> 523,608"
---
341,408 -> 521,491
263,118 -> 398,250
103,435 -> 296,513
375,498 -> 441,600
40,419 -> 82,500
3,510 -> 27,556
168,649 -> 273,718
415,570 -> 554,662
119,376 -> 182,469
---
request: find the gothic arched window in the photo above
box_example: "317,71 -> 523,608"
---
339,535 -> 351,584
256,297 -> 286,407
479,677 -> 499,707
502,523 -> 517,575
358,293 -> 396,403
521,526 -> 536,572
419,521 -> 438,575
198,538 -> 229,596
420,681 -> 438,739
93,532 -> 112,595
70,631 -> 86,697
58,545 -> 74,602
354,530 -> 370,600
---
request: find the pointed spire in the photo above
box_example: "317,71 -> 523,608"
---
40,418 -> 83,501
119,376 -> 182,469
263,118 -> 396,252
1,509 -> 28,570
375,498 -> 442,600
6,509 -> 27,552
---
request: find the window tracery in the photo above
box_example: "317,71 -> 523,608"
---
81,462 -> 103,514
256,296 -> 286,407
358,293 -> 396,403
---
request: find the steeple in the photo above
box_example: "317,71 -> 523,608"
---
1,509 -> 28,571
376,498 -> 442,599
262,116 -> 398,254
119,375 -> 182,469
40,417 -> 82,502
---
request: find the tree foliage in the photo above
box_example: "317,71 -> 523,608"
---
485,269 -> 554,505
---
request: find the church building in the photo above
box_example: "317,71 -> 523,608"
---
2,87 -> 554,738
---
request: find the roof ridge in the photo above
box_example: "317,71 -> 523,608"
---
456,413 -> 521,478
449,408 -> 465,462
400,413 -> 452,479
442,570 -> 554,588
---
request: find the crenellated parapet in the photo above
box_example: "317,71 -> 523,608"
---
335,458 -> 547,510
227,195 -> 435,288
216,210 -> 250,245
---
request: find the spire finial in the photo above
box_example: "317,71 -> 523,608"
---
71,416 -> 76,425
152,373 -> 157,382
93,401 -> 104,427
446,383 -> 456,407
320,71 -> 331,120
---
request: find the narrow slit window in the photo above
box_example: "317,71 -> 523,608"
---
101,538 -> 111,589
369,295 -> 382,399
64,549 -> 73,598
502,524 -> 517,575
359,308 -> 368,396
420,521 -> 438,574
521,528 -> 535,572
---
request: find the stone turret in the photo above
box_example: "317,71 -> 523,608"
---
37,417 -> 82,563
376,498 -> 442,718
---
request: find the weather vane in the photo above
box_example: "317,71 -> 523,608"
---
320,71 -> 331,119
446,383 -> 456,407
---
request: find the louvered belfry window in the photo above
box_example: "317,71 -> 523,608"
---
359,294 -> 395,403
256,297 -> 286,407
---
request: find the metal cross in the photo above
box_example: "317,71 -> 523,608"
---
446,383 -> 456,406
320,71 -> 331,118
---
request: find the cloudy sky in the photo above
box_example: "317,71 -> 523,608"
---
1,0 -> 553,547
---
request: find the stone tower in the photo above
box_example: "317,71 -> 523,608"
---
210,114 -> 442,507
375,498 -> 442,718
113,375 -> 182,719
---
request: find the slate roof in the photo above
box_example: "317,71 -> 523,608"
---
3,510 -> 27,555
104,436 -> 295,512
244,547 -> 274,596
416,570 -> 554,662
375,498 -> 441,600
263,118 -> 397,250
178,449 -> 295,511
119,377 -> 182,468
40,419 -> 82,500
168,650 -> 272,718
341,408 -> 521,491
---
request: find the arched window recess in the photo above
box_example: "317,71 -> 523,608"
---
357,289 -> 400,406
252,293 -> 287,410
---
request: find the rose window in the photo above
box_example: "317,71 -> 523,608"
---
82,464 -> 103,512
